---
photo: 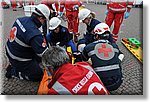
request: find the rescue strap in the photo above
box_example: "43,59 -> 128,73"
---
6,45 -> 32,61
94,64 -> 120,72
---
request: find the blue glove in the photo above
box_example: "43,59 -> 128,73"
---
73,5 -> 79,10
124,12 -> 130,19
105,9 -> 108,15
58,12 -> 63,17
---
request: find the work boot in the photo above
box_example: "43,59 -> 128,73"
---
112,34 -> 118,43
5,65 -> 12,79
13,8 -> 17,11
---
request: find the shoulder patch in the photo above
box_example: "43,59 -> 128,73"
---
9,26 -> 17,42
94,43 -> 115,60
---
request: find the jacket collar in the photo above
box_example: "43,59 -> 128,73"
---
30,15 -> 42,28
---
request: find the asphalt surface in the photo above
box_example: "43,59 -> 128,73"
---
0,2 -> 143,95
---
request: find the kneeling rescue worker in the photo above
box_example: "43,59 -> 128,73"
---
82,23 -> 124,91
46,17 -> 77,53
5,4 -> 50,82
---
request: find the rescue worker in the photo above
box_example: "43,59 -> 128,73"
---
105,0 -> 133,42
59,0 -> 83,43
82,23 -> 124,91
42,46 -> 109,95
11,0 -> 17,11
77,8 -> 114,52
29,0 -> 34,5
5,4 -> 50,82
46,17 -> 77,53
41,0 -> 59,17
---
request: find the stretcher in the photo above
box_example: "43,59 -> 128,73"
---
121,38 -> 143,63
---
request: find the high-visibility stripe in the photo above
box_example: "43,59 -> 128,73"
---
94,64 -> 120,72
52,81 -> 72,95
15,37 -> 31,47
109,7 -> 126,11
127,5 -> 132,8
6,45 -> 32,61
36,47 -> 48,57
79,64 -> 94,72
88,50 -> 95,56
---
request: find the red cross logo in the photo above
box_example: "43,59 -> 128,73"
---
98,43 -> 112,57
9,27 -> 17,42
92,86 -> 107,95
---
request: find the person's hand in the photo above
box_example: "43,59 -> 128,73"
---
73,52 -> 82,62
58,12 -> 63,17
124,12 -> 130,19
73,5 -> 79,10
105,9 -> 108,15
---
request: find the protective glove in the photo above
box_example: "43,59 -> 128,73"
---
73,5 -> 79,10
73,52 -> 82,62
124,12 -> 130,19
118,54 -> 124,62
58,12 -> 63,17
105,9 -> 108,15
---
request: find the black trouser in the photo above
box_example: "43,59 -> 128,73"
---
6,52 -> 43,82
96,69 -> 123,91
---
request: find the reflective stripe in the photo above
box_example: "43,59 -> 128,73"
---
88,50 -> 95,56
127,5 -> 132,8
88,48 -> 119,56
36,47 -> 48,57
15,37 -> 31,47
52,81 -> 72,95
79,64 -> 94,72
94,64 -> 120,72
16,19 -> 26,32
109,7 -> 126,11
6,45 -> 32,61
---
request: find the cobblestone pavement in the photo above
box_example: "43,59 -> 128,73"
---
0,2 -> 143,95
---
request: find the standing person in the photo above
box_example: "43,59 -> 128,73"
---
11,0 -> 17,11
105,0 -> 133,42
82,23 -> 124,91
46,17 -> 77,53
42,46 -> 109,95
41,0 -> 59,17
29,0 -> 34,5
59,0 -> 83,43
5,4 -> 50,82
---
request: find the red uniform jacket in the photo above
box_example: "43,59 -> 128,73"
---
48,62 -> 109,95
60,0 -> 82,12
107,0 -> 134,13
41,0 -> 59,11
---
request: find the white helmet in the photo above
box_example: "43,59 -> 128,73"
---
94,23 -> 110,35
34,4 -> 50,20
49,17 -> 61,30
78,8 -> 91,21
